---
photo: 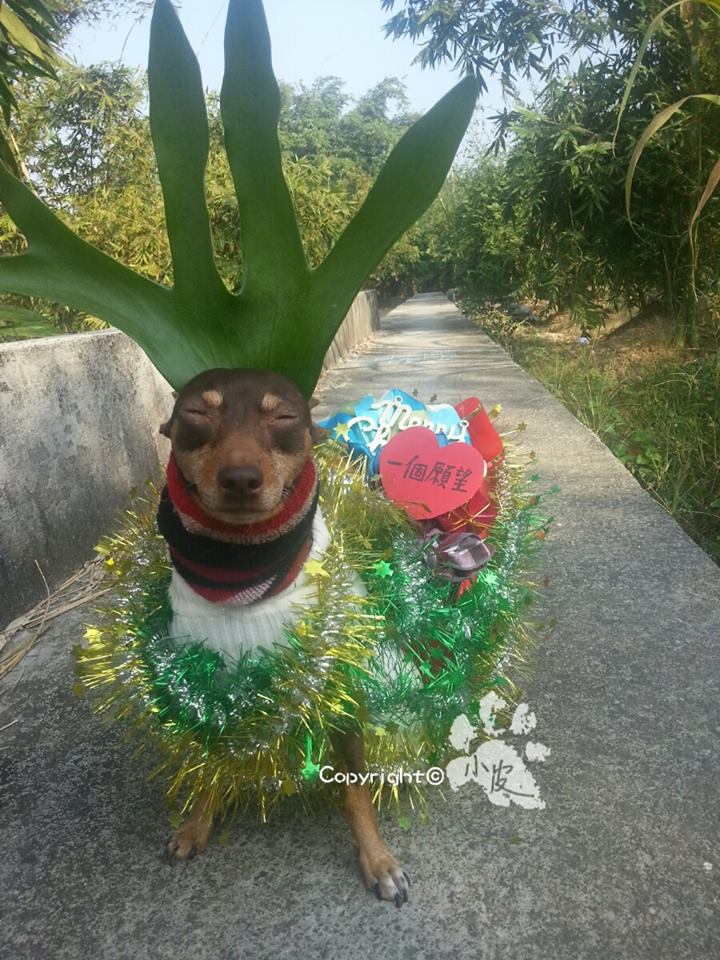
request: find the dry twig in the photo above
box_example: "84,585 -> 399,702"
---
0,558 -> 109,682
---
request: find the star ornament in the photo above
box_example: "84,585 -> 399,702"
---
372,560 -> 393,579
300,733 -> 322,781
304,558 -> 330,579
301,757 -> 322,781
333,422 -> 351,441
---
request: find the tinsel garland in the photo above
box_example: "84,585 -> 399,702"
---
74,441 -> 548,823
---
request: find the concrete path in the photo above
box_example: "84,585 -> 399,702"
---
2,294 -> 718,960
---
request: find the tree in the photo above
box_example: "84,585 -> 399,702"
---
0,0 -> 153,173
380,0 -> 652,94
422,160 -> 528,301
385,0 -> 720,339
279,76 -> 348,161
619,0 -> 720,343
337,78 -> 418,175
0,63 -> 170,331
277,76 -> 425,283
15,63 -> 147,200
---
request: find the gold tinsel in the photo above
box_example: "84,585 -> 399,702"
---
75,442 -> 546,824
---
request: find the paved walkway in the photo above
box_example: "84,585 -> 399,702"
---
2,294 -> 718,960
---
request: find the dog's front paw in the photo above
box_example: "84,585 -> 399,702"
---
358,844 -> 410,907
164,819 -> 212,863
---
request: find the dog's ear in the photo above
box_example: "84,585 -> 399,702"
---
310,421 -> 329,443
308,396 -> 328,442
159,390 -> 179,437
159,390 -> 180,438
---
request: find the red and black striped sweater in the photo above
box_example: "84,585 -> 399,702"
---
157,454 -> 319,606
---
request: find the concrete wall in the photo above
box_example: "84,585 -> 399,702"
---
321,290 -> 379,369
0,290 -> 379,627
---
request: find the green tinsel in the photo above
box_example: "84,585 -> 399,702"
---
75,441 -> 548,822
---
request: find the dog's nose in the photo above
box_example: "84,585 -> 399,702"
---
217,465 -> 264,497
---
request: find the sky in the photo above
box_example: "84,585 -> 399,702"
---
66,0 -> 513,133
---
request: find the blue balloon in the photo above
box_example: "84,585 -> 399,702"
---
318,388 -> 471,474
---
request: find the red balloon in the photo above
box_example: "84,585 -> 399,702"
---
454,397 -> 504,462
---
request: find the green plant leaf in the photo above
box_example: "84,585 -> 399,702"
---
221,0 -> 308,297
0,0 -> 477,397
0,302 -> 64,337
612,1 -> 685,151
689,156 -> 720,244
0,162 -> 189,378
0,302 -> 44,321
625,95 -> 720,221
148,0 -> 231,313
0,5 -> 47,60
310,74 -> 478,348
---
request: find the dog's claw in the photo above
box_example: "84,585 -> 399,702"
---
162,837 -> 175,865
403,871 -> 411,887
363,851 -> 410,906
165,813 -> 212,863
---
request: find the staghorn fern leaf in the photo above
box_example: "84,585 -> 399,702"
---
0,0 -> 477,395
221,0 -> 309,296
148,0 -> 232,315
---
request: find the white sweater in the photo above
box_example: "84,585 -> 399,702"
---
168,508 -> 417,688
168,507 -> 333,663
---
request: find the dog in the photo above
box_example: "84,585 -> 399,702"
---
157,368 -> 410,906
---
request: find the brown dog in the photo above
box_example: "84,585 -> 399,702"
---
159,368 -> 410,906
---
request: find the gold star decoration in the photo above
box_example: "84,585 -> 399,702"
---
333,422 -> 351,440
304,558 -> 330,579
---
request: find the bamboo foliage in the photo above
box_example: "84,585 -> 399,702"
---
624,93 -> 720,222
618,1 -> 720,254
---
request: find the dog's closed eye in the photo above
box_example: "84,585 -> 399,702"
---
182,407 -> 209,418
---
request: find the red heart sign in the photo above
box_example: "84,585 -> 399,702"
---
379,427 -> 486,520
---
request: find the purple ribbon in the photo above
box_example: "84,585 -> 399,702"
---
422,528 -> 495,581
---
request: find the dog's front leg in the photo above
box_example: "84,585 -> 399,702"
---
331,728 -> 410,906
164,788 -> 214,863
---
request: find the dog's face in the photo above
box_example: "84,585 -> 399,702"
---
161,369 -> 322,525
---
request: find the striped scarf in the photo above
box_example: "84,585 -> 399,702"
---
157,454 -> 319,606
